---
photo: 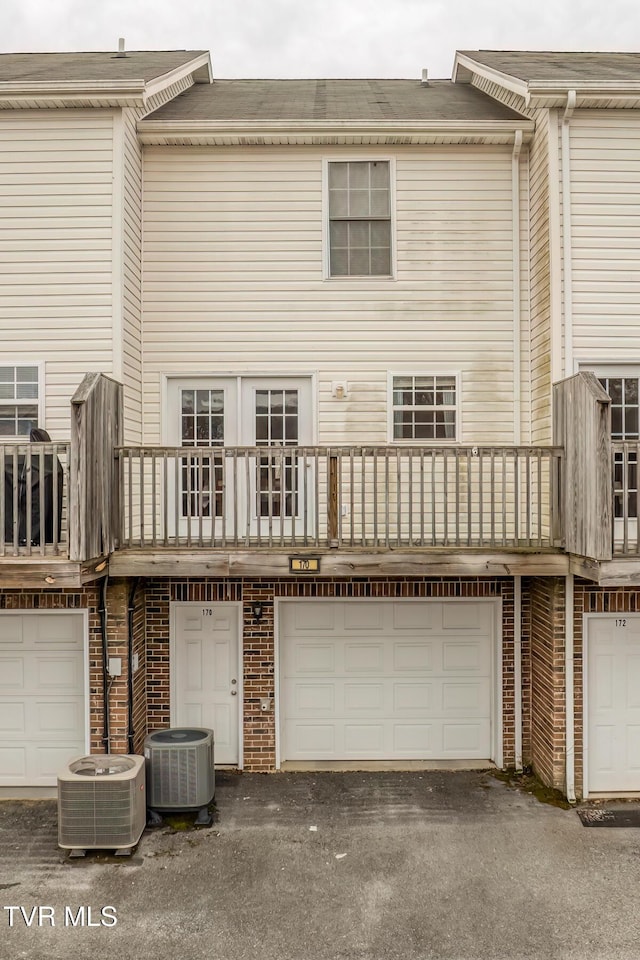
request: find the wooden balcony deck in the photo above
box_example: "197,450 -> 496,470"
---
116,444 -> 564,556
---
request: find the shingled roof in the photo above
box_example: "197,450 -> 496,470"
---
457,51 -> 640,83
0,50 -> 208,84
143,78 -> 528,123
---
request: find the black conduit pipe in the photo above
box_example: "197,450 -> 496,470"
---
127,578 -> 140,754
99,575 -> 110,752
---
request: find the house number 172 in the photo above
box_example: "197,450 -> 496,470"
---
615,619 -> 627,627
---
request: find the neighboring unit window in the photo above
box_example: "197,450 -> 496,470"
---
392,375 -> 457,441
328,160 -> 391,277
0,365 -> 39,437
598,375 -> 639,521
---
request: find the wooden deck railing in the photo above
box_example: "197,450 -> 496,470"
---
0,443 -> 70,557
117,445 -> 563,551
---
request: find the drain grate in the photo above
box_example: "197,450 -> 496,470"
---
577,807 -> 640,827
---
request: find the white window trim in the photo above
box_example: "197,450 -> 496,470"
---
0,361 -> 45,439
322,156 -> 397,281
387,371 -> 461,444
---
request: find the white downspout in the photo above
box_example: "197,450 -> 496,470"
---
514,574 -> 523,770
547,111 -> 563,385
561,91 -> 577,377
512,130 -> 523,445
565,573 -> 576,802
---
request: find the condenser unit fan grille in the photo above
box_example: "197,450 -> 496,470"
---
151,747 -> 199,807
59,780 -> 138,847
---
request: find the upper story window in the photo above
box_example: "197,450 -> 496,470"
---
327,160 -> 392,277
0,365 -> 40,438
391,374 -> 457,441
598,375 -> 639,439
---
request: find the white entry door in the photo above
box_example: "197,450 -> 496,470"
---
171,603 -> 241,765
587,615 -> 640,793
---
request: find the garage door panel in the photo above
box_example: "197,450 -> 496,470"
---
442,681 -> 490,713
34,655 -> 83,691
294,644 -> 335,673
0,620 -> 23,644
628,727 -> 640,770
344,724 -> 384,753
443,722 -> 488,753
33,744 -> 85,780
344,643 -> 384,673
344,605 -> 384,631
0,701 -> 25,733
393,682 -> 433,711
281,600 -> 494,762
628,657 -> 640,707
442,602 -> 492,631
33,699 -> 84,736
292,602 -> 336,631
0,747 -> 27,780
392,602 -> 434,631
0,658 -> 24,689
442,641 -> 486,672
344,683 -> 384,712
30,614 -> 84,647
393,724 -> 433,752
294,683 -> 335,712
0,613 -> 86,787
393,642 -> 432,671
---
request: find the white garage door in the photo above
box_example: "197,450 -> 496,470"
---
587,615 -> 640,793
0,612 -> 86,787
280,600 -> 495,761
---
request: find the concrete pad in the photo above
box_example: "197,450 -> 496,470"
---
1,770 -> 640,959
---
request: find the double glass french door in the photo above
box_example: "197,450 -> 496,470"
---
169,378 -> 313,540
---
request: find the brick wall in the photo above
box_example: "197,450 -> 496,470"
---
526,576 -> 566,790
145,576 -> 515,772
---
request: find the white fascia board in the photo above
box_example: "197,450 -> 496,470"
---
143,52 -> 213,101
452,53 -> 530,98
137,118 -> 535,144
0,79 -> 146,108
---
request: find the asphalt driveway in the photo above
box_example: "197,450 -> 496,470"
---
1,770 -> 639,960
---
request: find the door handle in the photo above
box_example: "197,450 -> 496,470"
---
231,690 -> 237,696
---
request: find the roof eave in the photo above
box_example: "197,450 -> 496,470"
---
143,52 -> 213,101
138,118 -> 535,145
453,53 -> 530,98
0,78 -> 147,108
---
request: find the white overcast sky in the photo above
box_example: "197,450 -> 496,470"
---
2,0 -> 640,78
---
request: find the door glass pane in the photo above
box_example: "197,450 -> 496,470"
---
180,389 -> 224,519
256,389 -> 299,518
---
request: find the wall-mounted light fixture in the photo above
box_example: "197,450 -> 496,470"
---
252,601 -> 264,622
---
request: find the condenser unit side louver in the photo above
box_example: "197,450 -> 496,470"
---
144,727 -> 214,826
57,755 -> 146,856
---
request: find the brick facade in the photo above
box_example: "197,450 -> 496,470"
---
524,577 -> 566,791
7,574 -> 639,796
144,576 -> 516,772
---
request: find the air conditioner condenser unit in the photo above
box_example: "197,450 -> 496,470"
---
144,727 -> 215,826
57,754 -> 146,856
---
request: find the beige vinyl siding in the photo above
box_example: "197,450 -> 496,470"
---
528,109 -> 553,443
120,78 -> 196,443
0,109 -> 114,438
570,110 -> 640,361
142,144 -> 522,446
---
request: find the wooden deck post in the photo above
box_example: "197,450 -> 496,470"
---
328,453 -> 339,547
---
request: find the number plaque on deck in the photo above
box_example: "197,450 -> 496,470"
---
289,557 -> 320,573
